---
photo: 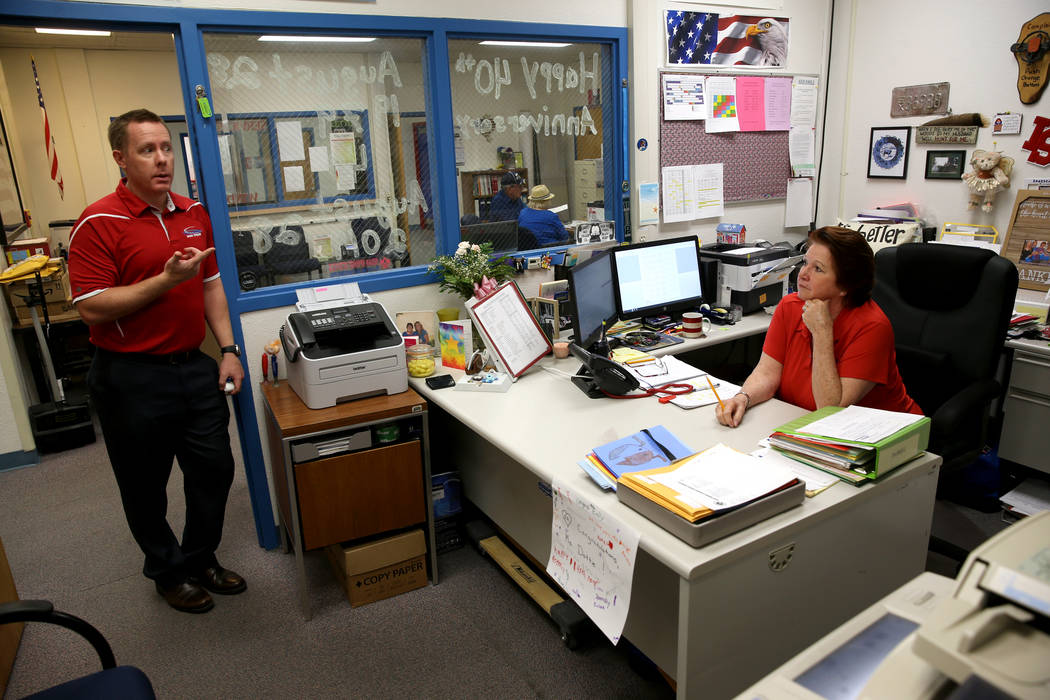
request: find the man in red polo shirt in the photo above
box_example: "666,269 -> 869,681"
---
69,109 -> 246,614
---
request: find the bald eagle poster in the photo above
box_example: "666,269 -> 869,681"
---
666,12 -> 790,67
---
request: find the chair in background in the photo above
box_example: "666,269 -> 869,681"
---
872,243 -> 1017,566
350,217 -> 409,267
265,225 -> 322,281
0,600 -> 155,699
231,230 -> 272,291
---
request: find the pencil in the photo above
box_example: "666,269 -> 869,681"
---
706,375 -> 724,411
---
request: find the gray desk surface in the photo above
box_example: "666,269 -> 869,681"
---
1006,337 -> 1050,357
414,312 -> 935,582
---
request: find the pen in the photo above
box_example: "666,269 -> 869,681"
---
707,375 -> 724,411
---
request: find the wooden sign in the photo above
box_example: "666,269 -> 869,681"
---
914,126 -> 979,144
1002,189 -> 1050,291
890,82 -> 950,117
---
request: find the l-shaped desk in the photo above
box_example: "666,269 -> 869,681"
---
413,312 -> 941,699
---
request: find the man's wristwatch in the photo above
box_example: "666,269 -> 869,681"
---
220,344 -> 241,358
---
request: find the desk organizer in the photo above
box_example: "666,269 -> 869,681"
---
617,480 -> 806,547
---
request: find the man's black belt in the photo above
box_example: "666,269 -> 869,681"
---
97,348 -> 200,365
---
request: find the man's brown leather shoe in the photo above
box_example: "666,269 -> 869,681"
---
155,580 -> 214,613
189,566 -> 247,595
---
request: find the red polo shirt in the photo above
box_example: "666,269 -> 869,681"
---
763,294 -> 922,414
69,180 -> 220,354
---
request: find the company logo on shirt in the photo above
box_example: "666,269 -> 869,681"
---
183,227 -> 203,238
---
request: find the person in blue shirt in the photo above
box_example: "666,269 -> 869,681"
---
487,171 -> 526,222
518,184 -> 569,247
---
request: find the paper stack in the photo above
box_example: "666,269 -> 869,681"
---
577,425 -> 692,491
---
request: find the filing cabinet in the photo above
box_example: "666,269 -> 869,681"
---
998,339 -> 1050,475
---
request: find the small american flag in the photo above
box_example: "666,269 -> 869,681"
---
31,56 -> 64,200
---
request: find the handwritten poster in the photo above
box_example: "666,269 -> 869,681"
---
546,478 -> 639,644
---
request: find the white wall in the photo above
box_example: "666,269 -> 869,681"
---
826,0 -> 1049,240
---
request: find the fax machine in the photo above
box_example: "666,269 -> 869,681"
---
280,300 -> 407,409
699,242 -> 802,314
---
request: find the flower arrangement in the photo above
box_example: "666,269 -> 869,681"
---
428,241 -> 516,300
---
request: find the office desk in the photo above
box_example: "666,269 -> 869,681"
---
999,338 -> 1050,475
414,328 -> 940,698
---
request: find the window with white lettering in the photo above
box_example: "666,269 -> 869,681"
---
203,34 -> 432,290
449,39 -> 613,251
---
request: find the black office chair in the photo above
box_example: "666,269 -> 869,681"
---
872,243 -> 1017,565
265,225 -> 322,281
0,600 -> 155,699
231,229 -> 272,291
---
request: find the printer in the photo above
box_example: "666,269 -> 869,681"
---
738,511 -> 1050,699
699,243 -> 802,314
279,283 -> 407,409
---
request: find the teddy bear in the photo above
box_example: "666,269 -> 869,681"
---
962,149 -> 1014,213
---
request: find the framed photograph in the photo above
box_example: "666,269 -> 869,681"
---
924,150 -> 966,180
1002,190 -> 1050,292
867,127 -> 911,179
395,310 -> 439,347
529,297 -> 560,341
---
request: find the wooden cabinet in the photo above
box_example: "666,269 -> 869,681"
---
261,382 -> 436,618
459,168 -> 528,219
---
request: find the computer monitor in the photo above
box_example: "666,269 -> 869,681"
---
567,250 -> 618,353
460,219 -> 518,253
611,236 -> 704,321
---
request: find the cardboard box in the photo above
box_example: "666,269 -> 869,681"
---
12,299 -> 75,324
326,529 -> 427,607
4,238 -> 51,266
4,268 -> 70,316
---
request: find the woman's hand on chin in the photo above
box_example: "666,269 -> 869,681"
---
801,298 -> 834,337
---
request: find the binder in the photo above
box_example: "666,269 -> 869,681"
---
769,406 -> 931,484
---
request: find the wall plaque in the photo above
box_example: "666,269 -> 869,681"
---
891,82 -> 950,117
915,125 -> 979,144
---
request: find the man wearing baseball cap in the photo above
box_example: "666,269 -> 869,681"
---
487,170 -> 526,222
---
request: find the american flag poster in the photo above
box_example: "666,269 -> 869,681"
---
666,11 -> 790,67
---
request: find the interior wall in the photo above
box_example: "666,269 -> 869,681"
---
827,0 -> 1049,238
629,0 -> 833,248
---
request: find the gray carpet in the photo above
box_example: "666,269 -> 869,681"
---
0,421 -> 673,699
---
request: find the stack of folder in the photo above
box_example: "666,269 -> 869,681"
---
768,406 -> 931,485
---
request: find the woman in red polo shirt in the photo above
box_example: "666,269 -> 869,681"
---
716,226 -> 921,428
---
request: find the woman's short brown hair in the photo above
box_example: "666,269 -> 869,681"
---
807,226 -> 874,308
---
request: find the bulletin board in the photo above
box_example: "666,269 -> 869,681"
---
659,71 -> 792,202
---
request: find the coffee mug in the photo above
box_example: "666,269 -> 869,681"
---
681,312 -> 711,338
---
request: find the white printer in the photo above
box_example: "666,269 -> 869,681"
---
737,511 -> 1050,699
279,283 -> 407,409
699,242 -> 802,313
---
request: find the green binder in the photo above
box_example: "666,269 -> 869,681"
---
770,406 -> 931,484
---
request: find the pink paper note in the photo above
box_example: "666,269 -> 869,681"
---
736,77 -> 766,131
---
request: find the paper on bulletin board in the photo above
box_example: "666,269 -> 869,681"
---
638,182 -> 660,225
308,146 -> 330,172
276,120 -> 304,161
790,76 -> 818,128
335,164 -> 356,190
785,178 -> 814,228
661,164 -> 724,222
789,127 -> 816,177
765,77 -> 792,131
283,165 -> 304,192
705,76 -> 739,133
736,77 -> 765,131
330,132 -> 357,166
546,478 -> 639,645
662,73 -> 706,120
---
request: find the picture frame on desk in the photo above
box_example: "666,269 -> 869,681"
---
529,297 -> 559,341
867,126 -> 910,179
1002,190 -> 1050,292
924,149 -> 965,179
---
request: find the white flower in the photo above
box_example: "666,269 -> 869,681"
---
454,247 -> 466,256
457,241 -> 470,249
471,244 -> 481,252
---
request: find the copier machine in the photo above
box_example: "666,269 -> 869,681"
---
737,510 -> 1050,699
699,242 -> 802,314
279,283 -> 407,409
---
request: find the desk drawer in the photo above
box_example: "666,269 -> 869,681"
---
1009,351 -> 1050,397
295,439 -> 425,550
999,391 -> 1050,474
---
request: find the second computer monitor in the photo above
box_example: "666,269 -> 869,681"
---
567,250 -> 618,352
612,236 -> 704,320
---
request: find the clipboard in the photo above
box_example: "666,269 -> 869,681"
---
464,281 -> 553,381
